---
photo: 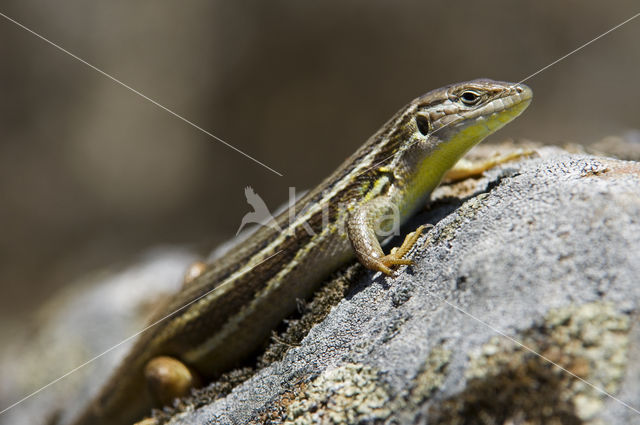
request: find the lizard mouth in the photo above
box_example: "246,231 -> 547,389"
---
449,83 -> 533,135
467,84 -> 532,124
423,82 -> 532,178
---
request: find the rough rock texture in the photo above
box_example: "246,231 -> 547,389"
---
164,147 -> 640,425
3,145 -> 640,425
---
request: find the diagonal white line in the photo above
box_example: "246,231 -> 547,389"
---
0,11 -> 283,177
434,295 -> 640,415
518,11 -> 640,84
351,10 -> 640,181
0,5 -> 639,420
0,250 -> 284,416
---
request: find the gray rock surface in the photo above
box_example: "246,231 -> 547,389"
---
3,145 -> 640,425
0,249 -> 197,425
165,147 -> 640,424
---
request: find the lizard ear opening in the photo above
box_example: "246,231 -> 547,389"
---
415,115 -> 431,136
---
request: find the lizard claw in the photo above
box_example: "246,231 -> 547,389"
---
372,224 -> 429,275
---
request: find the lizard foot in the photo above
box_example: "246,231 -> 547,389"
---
373,224 -> 430,275
144,356 -> 201,407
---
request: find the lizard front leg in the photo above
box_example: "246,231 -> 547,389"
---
443,148 -> 536,183
347,196 -> 427,275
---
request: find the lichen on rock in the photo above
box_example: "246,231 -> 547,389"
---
430,302 -> 630,425
284,364 -> 392,425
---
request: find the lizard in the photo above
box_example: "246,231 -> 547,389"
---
69,79 -> 532,425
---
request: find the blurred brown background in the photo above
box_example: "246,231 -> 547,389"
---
0,1 -> 639,322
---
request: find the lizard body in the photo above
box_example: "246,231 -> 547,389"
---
71,79 -> 532,425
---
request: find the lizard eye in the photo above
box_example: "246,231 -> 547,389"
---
415,115 -> 431,136
460,90 -> 482,106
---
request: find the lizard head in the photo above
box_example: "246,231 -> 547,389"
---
392,79 -> 532,182
413,79 -> 532,143
376,79 -> 532,217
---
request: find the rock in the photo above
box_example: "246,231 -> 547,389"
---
0,249 -> 197,425
162,145 -> 640,425
4,144 -> 640,425
589,131 -> 640,162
